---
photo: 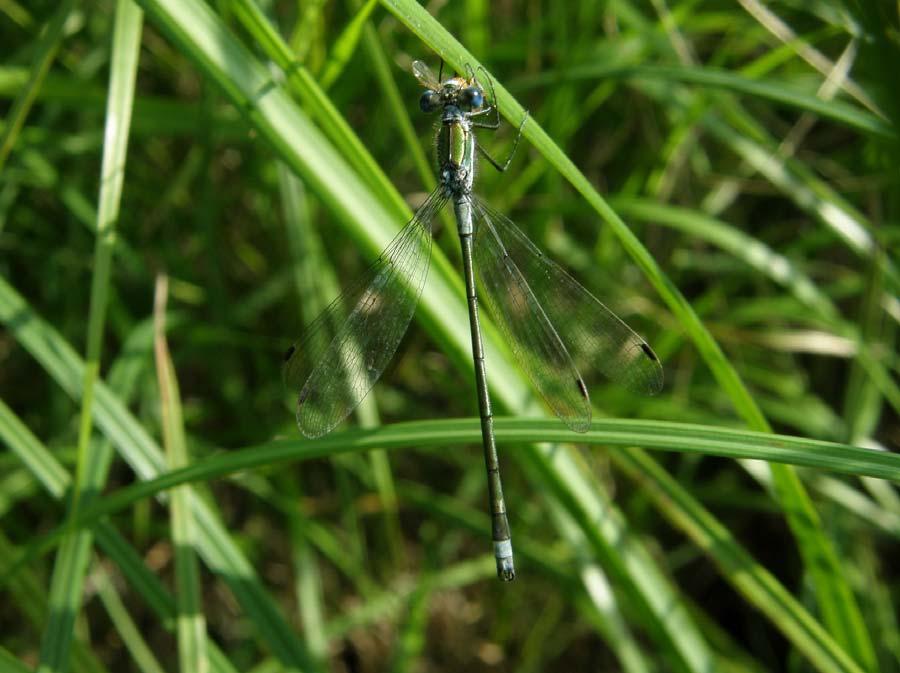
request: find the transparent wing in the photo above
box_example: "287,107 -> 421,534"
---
412,60 -> 441,89
283,189 -> 445,438
471,200 -> 592,432
472,198 -> 663,429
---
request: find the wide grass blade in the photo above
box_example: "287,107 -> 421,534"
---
8,411 -> 893,673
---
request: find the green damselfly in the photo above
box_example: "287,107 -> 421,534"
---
284,60 -> 663,581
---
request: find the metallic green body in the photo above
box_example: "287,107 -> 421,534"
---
439,110 -> 514,580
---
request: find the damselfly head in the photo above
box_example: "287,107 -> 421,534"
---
413,60 -> 488,113
418,78 -> 485,113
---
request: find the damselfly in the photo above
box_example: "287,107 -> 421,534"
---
284,60 -> 663,581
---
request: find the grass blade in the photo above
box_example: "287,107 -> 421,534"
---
153,275 -> 208,673
0,276 -> 316,670
0,0 -> 76,171
37,4 -> 142,671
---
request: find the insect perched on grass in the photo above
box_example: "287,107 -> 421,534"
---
284,60 -> 663,581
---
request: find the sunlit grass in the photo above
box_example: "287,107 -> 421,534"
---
0,1 -> 897,672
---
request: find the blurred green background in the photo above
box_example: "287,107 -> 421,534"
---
1,1 -> 898,672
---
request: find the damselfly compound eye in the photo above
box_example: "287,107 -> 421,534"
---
460,86 -> 484,109
419,89 -> 441,112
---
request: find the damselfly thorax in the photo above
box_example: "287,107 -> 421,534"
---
420,72 -> 484,241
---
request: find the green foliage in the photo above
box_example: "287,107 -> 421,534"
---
0,1 -> 897,672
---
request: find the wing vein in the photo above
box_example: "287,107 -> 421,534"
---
283,189 -> 446,437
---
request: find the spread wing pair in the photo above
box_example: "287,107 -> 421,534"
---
283,189 -> 663,438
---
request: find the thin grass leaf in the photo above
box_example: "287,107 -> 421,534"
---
94,567 -> 167,673
37,4 -> 142,672
0,402 -> 240,673
318,0 -> 379,90
12,415 -> 896,668
229,0 -> 411,222
292,516 -> 329,664
153,275 -> 208,673
614,448 -> 866,673
0,277 -> 317,671
520,63 -> 896,140
0,0 -> 76,171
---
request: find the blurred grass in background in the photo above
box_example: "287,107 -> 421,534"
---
1,0 -> 898,672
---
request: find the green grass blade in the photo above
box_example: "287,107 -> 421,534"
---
318,0 -> 379,90
0,0 -> 76,172
37,3 -> 142,671
153,276 -> 208,673
614,448 -> 866,673
0,647 -> 34,673
292,516 -> 329,664
0,401 -> 240,673
18,420 -> 900,520
229,0 -> 410,222
94,568 -> 167,673
519,63 -> 896,140
0,280 -> 316,669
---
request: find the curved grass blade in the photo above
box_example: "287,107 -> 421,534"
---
0,398 -> 240,673
0,276 -> 318,671
283,189 -> 443,437
517,63 -> 895,141
27,417 -> 900,571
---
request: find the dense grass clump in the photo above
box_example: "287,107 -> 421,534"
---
1,1 -> 898,672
